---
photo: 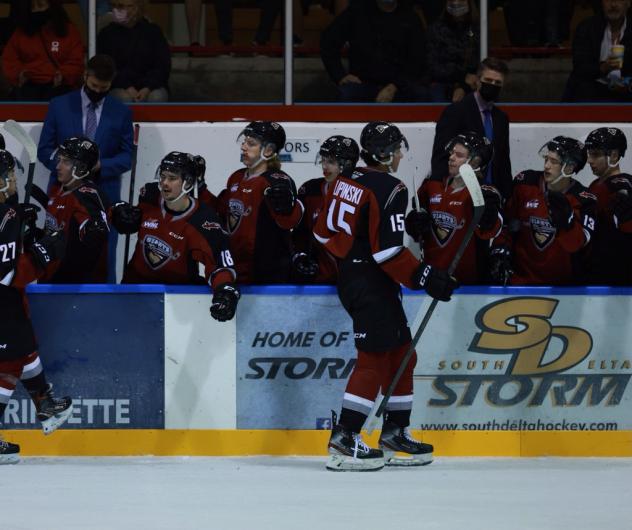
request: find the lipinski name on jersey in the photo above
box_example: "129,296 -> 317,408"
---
333,180 -> 364,205
3,398 -> 132,426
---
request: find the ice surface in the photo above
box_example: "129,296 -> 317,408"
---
2,457 -> 631,530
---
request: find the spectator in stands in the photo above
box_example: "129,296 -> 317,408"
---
97,0 -> 171,102
37,54 -> 133,282
564,0 -> 632,101
426,0 -> 480,102
252,0 -> 309,47
2,0 -> 83,101
217,121 -> 303,284
185,0 -> 233,49
320,0 -> 429,102
431,57 -> 513,200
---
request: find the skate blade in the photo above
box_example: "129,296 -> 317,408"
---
326,454 -> 384,472
41,406 -> 72,435
382,449 -> 433,467
0,453 -> 20,465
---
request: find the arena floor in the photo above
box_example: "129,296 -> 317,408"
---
3,457 -> 631,530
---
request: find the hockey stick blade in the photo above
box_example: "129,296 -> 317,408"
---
365,165 -> 485,435
3,119 -> 37,164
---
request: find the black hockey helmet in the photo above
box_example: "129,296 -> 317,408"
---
57,136 -> 99,179
238,121 -> 286,154
360,121 -> 408,163
445,131 -> 494,173
585,127 -> 627,158
158,151 -> 198,191
318,135 -> 360,176
539,136 -> 587,174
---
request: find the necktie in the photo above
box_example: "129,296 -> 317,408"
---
482,108 -> 493,184
85,102 -> 98,141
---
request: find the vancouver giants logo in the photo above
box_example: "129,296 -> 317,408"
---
228,198 -> 251,232
431,211 -> 463,247
529,216 -> 556,250
142,235 -> 178,270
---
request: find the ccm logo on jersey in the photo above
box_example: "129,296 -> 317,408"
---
143,219 -> 159,229
169,231 -> 184,240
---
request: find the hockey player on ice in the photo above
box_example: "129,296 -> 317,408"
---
0,148 -> 73,465
313,121 -> 458,471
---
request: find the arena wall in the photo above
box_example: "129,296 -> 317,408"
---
4,285 -> 632,457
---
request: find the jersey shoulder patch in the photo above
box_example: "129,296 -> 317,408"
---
298,177 -> 325,198
514,170 -> 541,185
189,203 -> 226,235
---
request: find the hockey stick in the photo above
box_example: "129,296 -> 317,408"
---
123,123 -> 140,267
365,164 -> 484,434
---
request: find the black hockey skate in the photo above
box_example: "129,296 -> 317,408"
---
35,384 -> 72,435
379,421 -> 433,466
327,422 -> 384,472
0,435 -> 20,465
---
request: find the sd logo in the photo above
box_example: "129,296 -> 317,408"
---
469,297 -> 593,375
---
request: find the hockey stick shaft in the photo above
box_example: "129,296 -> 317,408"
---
123,124 -> 140,266
367,165 -> 484,432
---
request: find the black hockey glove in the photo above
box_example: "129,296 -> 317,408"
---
404,208 -> 432,241
80,218 -> 109,249
112,202 -> 142,234
612,189 -> 632,226
547,191 -> 574,230
411,263 -> 459,302
479,186 -> 502,232
489,247 -> 513,286
18,203 -> 41,245
291,252 -> 319,281
194,155 -> 207,191
29,230 -> 66,270
210,283 -> 240,322
264,181 -> 296,215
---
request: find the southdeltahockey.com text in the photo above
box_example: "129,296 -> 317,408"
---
419,419 -> 618,431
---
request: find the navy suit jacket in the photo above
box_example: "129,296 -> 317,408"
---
37,89 -> 133,203
431,92 -> 513,200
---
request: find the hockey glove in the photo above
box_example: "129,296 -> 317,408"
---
29,231 -> 65,270
210,283 -> 240,322
612,189 -> 632,227
489,247 -> 513,286
404,208 -> 432,241
18,203 -> 41,245
194,155 -> 207,191
112,202 -> 142,234
80,218 -> 109,249
264,181 -> 296,215
411,263 -> 459,302
291,252 -> 319,281
547,191 -> 574,230
479,186 -> 502,232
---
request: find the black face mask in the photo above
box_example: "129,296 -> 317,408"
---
479,82 -> 502,103
84,85 -> 108,104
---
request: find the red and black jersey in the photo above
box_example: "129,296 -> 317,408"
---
0,203 -> 52,360
123,183 -> 235,288
217,167 -> 303,284
499,170 -> 597,285
313,166 -> 421,289
44,180 -> 110,283
293,177 -> 337,284
585,173 -> 632,284
417,176 -> 502,284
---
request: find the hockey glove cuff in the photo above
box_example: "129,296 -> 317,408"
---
411,263 -> 459,302
291,252 -> 319,281
264,181 -> 296,215
489,247 -> 513,286
80,218 -> 109,249
112,201 -> 142,234
210,283 -> 241,322
547,191 -> 574,230
479,186 -> 502,231
29,231 -> 66,270
404,208 -> 432,241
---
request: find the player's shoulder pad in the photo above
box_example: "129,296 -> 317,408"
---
513,170 -> 541,185
609,173 -> 632,192
75,182 -> 107,208
264,170 -> 293,185
355,169 -> 407,207
138,182 -> 161,205
298,177 -> 325,198
189,202 -> 228,237
568,181 -> 597,204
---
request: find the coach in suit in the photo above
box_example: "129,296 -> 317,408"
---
38,54 -> 134,282
431,57 -> 512,200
